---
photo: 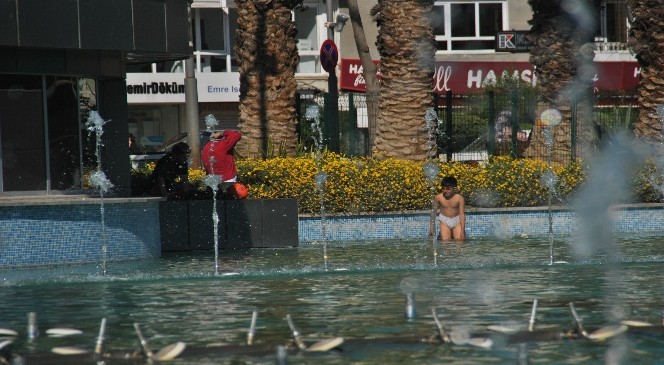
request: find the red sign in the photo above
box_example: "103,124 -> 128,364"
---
320,40 -> 339,73
340,59 -> 641,93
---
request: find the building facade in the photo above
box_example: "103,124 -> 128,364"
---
339,0 -> 637,94
127,0 -> 637,157
0,0 -> 191,196
126,0 -> 339,153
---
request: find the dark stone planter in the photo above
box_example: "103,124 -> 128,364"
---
160,199 -> 298,251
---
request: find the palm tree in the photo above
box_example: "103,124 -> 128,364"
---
626,0 -> 664,146
234,0 -> 301,158
370,0 -> 436,161
524,0 -> 600,163
347,0 -> 380,154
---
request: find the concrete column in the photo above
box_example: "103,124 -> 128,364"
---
185,57 -> 201,168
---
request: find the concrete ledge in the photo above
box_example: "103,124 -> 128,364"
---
0,195 -> 163,206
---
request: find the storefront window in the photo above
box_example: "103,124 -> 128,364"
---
46,76 -> 81,191
0,75 -> 46,192
0,74 -> 94,194
79,78 -> 98,176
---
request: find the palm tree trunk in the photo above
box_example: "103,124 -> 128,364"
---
627,0 -> 664,147
235,0 -> 300,158
371,0 -> 436,161
524,0 -> 599,163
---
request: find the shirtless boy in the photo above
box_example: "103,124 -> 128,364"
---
429,176 -> 466,241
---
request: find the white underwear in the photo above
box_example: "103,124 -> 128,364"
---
437,214 -> 460,229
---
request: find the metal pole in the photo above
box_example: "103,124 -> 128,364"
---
445,91 -> 453,162
185,57 -> 201,168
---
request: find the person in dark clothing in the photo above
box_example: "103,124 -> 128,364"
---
152,142 -> 190,199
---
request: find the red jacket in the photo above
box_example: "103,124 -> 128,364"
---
202,130 -> 241,181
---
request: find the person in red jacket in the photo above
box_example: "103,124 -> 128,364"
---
202,130 -> 241,182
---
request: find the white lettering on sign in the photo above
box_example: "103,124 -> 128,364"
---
433,65 -> 452,92
347,62 -> 381,87
354,74 -> 365,87
634,67 -> 641,78
482,70 -> 497,86
467,70 -> 483,89
521,70 -> 536,84
349,63 -> 363,74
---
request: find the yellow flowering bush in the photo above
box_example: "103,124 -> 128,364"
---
131,154 -> 588,212
130,162 -> 208,195
632,159 -> 664,203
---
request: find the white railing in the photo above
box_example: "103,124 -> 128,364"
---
594,37 -> 628,53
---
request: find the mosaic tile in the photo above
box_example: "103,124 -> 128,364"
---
0,201 -> 161,268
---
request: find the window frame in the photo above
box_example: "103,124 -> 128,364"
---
293,2 -> 327,75
598,0 -> 629,44
193,7 -> 235,73
433,1 -> 509,54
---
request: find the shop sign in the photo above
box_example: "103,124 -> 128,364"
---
127,72 -> 240,104
496,31 -> 533,52
340,58 -> 640,93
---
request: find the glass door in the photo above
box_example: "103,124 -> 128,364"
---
0,75 -> 47,192
0,75 -> 92,194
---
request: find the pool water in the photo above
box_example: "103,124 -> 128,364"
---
1,236 -> 664,364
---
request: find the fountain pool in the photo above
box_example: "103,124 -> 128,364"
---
1,235 -> 664,364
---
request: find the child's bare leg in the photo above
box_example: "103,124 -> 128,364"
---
452,225 -> 465,241
440,223 -> 453,241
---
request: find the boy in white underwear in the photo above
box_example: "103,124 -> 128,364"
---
429,176 -> 466,241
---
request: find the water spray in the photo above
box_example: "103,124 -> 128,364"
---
405,292 -> 416,319
27,312 -> 38,341
204,114 -> 223,276
276,345 -> 288,365
94,318 -> 107,358
86,111 -> 114,276
539,109 -> 561,265
528,299 -> 538,332
424,108 -> 440,265
247,311 -> 258,345
306,105 -> 329,270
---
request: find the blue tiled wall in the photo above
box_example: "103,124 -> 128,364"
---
0,201 -> 161,268
2,201 -> 662,268
299,205 -> 664,242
